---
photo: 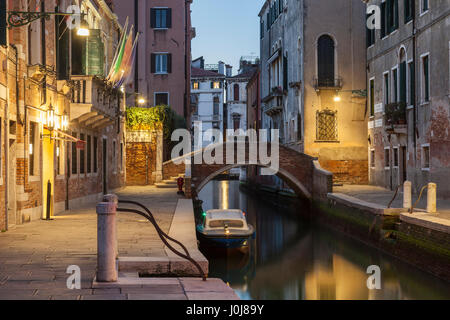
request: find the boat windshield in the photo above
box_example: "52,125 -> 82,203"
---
208,220 -> 244,228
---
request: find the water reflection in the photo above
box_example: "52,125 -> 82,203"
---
197,180 -> 450,300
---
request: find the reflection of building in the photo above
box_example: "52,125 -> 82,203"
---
366,0 -> 450,197
0,0 -> 125,231
191,57 -> 226,147
258,0 -> 368,185
112,0 -> 194,119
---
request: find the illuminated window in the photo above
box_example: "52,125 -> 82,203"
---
213,81 -> 221,89
193,82 -> 199,90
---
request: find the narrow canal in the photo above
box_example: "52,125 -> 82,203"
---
197,179 -> 450,300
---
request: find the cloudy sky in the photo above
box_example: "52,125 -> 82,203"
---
191,0 -> 266,75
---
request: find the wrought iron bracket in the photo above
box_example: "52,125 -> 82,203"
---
7,11 -> 84,29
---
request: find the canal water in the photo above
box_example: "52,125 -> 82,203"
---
197,179 -> 450,300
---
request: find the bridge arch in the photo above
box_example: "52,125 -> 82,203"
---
195,163 -> 312,199
163,142 -> 333,201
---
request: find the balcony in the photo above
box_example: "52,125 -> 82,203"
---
191,115 -> 221,122
313,77 -> 343,91
385,102 -> 407,134
69,75 -> 119,130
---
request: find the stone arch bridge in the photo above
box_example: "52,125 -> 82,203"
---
162,142 -> 332,201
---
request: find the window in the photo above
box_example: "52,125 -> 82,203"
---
408,61 -> 415,106
233,114 -> 241,130
193,82 -> 199,90
317,35 -> 335,87
120,142 -> 123,171
79,133 -> 85,174
213,97 -> 220,116
393,147 -> 399,167
29,121 -> 39,176
151,53 -> 172,74
113,141 -> 116,173
422,145 -> 430,169
212,81 -> 221,89
370,150 -> 376,168
384,72 -> 390,105
369,78 -> 375,116
388,0 -> 399,33
56,140 -> 63,175
150,8 -> 172,29
316,109 -> 338,142
385,148 -> 390,168
366,13 -> 375,47
260,20 -> 264,39
421,0 -> 429,14
94,137 -> 98,173
72,132 -> 77,174
155,92 -> 169,106
87,135 -> 91,174
233,84 -> 240,101
392,68 -> 398,102
421,54 -> 430,102
404,0 -> 413,23
380,1 -> 386,38
400,61 -> 407,103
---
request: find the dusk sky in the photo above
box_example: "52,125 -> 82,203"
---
191,0 -> 266,75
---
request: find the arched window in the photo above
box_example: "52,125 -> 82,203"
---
317,35 -> 335,87
233,84 -> 240,101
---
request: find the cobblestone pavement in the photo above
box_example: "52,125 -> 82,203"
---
334,185 -> 450,221
0,186 -> 187,300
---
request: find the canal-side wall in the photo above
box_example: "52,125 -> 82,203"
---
314,194 -> 450,282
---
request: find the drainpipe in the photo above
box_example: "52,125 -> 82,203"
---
412,2 -> 418,179
4,105 -> 8,231
10,44 -> 22,125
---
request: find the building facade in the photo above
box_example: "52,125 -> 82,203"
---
0,0 -> 125,231
112,0 -> 194,121
259,0 -> 368,185
225,57 -> 259,133
366,0 -> 450,197
190,65 -> 225,148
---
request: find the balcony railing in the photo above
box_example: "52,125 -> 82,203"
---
385,102 -> 407,134
191,114 -> 221,122
69,75 -> 119,129
313,77 -> 343,90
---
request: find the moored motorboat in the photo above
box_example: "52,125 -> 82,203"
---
196,209 -> 254,249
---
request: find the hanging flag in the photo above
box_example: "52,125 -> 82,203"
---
107,17 -> 128,81
110,26 -> 134,84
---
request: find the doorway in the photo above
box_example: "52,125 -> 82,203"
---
103,138 -> 107,194
8,138 -> 17,227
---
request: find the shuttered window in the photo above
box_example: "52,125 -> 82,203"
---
408,61 -> 415,105
151,53 -> 172,74
369,79 -> 375,116
404,0 -> 413,23
380,2 -> 386,38
422,55 -> 429,101
86,29 -> 105,76
387,0 -> 399,33
80,133 -> 85,174
94,137 -> 98,173
233,84 -> 240,101
317,35 -> 335,86
56,11 -> 69,80
151,8 -> 172,29
72,132 -> 77,175
400,62 -> 407,103
393,68 -> 398,102
87,135 -> 92,174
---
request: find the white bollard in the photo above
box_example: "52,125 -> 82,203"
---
96,194 -> 118,282
403,181 -> 412,209
427,183 -> 437,214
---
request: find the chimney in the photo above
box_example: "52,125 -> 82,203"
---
218,61 -> 225,75
226,65 -> 233,77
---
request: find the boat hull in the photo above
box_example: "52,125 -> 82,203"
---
196,225 -> 254,249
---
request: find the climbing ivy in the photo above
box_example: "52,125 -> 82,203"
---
126,105 -> 186,139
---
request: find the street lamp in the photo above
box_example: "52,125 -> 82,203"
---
138,97 -> 146,105
46,104 -> 55,131
77,19 -> 90,37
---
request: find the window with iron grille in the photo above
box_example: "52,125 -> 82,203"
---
316,109 -> 338,141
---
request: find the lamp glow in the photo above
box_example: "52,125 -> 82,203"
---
46,105 -> 55,131
334,95 -> 341,102
138,98 -> 146,105
77,20 -> 90,37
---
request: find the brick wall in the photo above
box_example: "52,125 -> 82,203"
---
126,142 -> 157,185
320,159 -> 368,185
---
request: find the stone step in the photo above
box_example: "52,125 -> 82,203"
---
162,180 -> 177,185
155,183 -> 178,188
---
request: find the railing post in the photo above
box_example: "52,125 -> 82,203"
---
427,183 -> 437,213
403,181 -> 412,209
96,194 -> 118,282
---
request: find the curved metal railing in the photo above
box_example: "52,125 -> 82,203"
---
117,199 -> 207,281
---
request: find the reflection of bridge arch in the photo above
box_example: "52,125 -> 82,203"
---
162,142 -> 332,200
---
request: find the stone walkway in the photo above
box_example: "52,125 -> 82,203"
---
333,185 -> 450,232
0,186 -> 192,300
